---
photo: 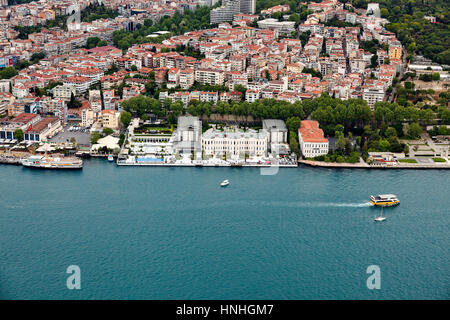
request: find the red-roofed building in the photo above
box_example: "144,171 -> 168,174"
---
298,120 -> 329,158
0,113 -> 41,141
26,117 -> 62,141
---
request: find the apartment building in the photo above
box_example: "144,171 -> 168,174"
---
179,69 -> 195,89
389,41 -> 402,60
100,109 -> 120,130
362,87 -> 384,110
194,68 -> 224,86
52,84 -> 76,101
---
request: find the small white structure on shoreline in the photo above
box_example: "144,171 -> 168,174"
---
91,135 -> 120,153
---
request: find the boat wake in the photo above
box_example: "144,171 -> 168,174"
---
326,202 -> 372,208
252,201 -> 372,208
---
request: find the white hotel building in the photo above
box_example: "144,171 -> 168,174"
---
202,128 -> 268,157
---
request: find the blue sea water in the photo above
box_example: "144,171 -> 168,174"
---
0,160 -> 449,300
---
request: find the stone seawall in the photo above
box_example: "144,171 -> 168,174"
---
299,159 -> 450,169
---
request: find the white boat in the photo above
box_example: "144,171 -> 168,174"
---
22,155 -> 83,170
370,194 -> 400,207
220,179 -> 229,187
374,207 -> 386,222
108,154 -> 114,162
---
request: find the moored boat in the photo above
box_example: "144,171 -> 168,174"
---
108,154 -> 114,162
22,155 -> 83,170
370,194 -> 399,207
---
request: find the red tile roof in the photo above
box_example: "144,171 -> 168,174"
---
299,120 -> 328,143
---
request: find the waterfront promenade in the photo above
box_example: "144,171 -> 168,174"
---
299,159 -> 450,169
3,152 -> 450,169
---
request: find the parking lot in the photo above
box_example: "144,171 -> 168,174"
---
49,126 -> 91,146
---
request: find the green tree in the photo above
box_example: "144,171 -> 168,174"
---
14,128 -> 24,142
406,122 -> 422,139
438,126 -> 447,135
120,111 -> 132,127
87,37 -> 101,49
286,117 -> 301,133
378,139 -> 390,152
91,132 -> 102,144
289,131 -> 299,155
0,67 -> 18,79
67,93 -> 82,109
336,133 -> 346,153
385,127 -> 398,138
102,127 -> 114,136
118,133 -> 125,146
432,73 -> 440,81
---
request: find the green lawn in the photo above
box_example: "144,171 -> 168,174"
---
398,159 -> 418,163
432,157 -> 447,163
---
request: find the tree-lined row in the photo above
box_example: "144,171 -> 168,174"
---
119,93 -> 449,133
112,7 -> 212,51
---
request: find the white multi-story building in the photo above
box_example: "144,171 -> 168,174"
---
179,69 -> 195,89
81,108 -> 98,127
0,80 -> 10,93
194,68 -> 224,86
52,84 -> 76,101
362,87 -> 385,110
257,19 -> 296,34
202,127 -> 268,157
240,0 -> 256,14
63,76 -> 92,94
210,0 -> 255,24
210,0 -> 241,24
298,120 -> 329,158
245,89 -> 260,103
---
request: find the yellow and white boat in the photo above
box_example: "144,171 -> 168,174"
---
22,155 -> 83,170
370,194 -> 400,207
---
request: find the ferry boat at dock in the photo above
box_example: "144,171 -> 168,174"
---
370,194 -> 400,207
22,155 -> 83,170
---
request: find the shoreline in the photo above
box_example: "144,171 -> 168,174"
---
3,155 -> 450,170
299,159 -> 450,170
116,162 -> 298,167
